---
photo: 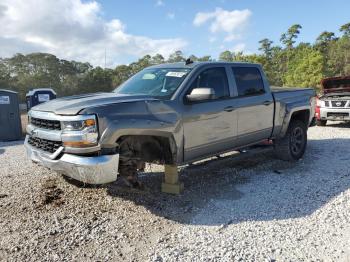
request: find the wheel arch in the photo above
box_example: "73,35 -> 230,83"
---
279,107 -> 311,138
116,134 -> 178,165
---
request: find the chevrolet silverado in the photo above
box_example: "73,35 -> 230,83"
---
25,62 -> 316,187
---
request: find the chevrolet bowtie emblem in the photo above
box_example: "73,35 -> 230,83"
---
31,129 -> 38,137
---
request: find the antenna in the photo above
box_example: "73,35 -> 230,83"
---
185,58 -> 193,65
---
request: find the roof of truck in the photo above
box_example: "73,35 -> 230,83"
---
148,61 -> 261,69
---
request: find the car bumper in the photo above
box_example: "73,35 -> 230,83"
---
319,108 -> 350,121
24,137 -> 119,184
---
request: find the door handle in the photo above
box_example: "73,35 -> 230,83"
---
224,106 -> 234,112
263,101 -> 272,106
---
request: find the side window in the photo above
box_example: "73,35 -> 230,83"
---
232,67 -> 265,97
187,67 -> 230,100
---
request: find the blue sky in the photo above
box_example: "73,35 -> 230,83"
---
0,0 -> 349,66
103,0 -> 349,58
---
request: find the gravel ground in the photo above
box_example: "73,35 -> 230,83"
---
0,122 -> 350,261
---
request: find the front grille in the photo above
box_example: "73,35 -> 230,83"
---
331,101 -> 347,108
31,117 -> 61,130
325,101 -> 330,107
28,136 -> 62,153
327,112 -> 349,118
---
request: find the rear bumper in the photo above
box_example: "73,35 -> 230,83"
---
24,136 -> 119,184
319,108 -> 350,121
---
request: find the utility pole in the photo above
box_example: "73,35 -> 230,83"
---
104,48 -> 106,69
104,48 -> 107,88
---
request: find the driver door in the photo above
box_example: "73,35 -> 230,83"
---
182,67 -> 237,162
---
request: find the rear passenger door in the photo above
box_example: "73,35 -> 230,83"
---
231,66 -> 274,146
182,66 -> 237,162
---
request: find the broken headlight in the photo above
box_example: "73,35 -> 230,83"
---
61,115 -> 99,148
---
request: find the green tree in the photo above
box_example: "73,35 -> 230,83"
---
167,50 -> 185,62
325,37 -> 350,76
340,22 -> 350,36
316,31 -> 337,45
114,65 -> 132,87
219,50 -> 233,61
197,55 -> 212,61
280,24 -> 302,48
258,38 -> 273,58
283,46 -> 323,89
150,54 -> 165,65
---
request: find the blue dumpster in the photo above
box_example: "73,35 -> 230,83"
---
26,88 -> 56,110
0,89 -> 22,141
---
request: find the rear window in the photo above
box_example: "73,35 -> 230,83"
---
232,67 -> 265,97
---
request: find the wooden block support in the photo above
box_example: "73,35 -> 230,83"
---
161,164 -> 184,195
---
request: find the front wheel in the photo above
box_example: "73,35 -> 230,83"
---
274,120 -> 307,161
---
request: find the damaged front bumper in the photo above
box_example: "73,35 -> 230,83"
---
24,136 -> 119,184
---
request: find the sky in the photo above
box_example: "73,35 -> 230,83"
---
0,0 -> 349,67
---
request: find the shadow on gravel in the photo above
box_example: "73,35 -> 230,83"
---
105,138 -> 350,226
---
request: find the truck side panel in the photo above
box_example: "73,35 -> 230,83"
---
272,88 -> 316,138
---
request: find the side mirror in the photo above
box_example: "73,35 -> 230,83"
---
186,88 -> 215,102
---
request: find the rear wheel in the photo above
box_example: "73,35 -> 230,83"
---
274,120 -> 307,161
316,119 -> 327,126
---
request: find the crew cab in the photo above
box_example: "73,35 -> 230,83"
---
25,62 -> 316,185
316,76 -> 350,126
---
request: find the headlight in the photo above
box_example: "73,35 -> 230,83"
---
61,115 -> 99,148
62,118 -> 96,131
316,99 -> 325,107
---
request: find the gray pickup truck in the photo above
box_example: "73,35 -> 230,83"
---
25,62 -> 316,187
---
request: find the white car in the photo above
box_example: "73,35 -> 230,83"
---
316,76 -> 350,126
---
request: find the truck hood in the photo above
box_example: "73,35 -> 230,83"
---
31,92 -> 158,115
321,76 -> 350,94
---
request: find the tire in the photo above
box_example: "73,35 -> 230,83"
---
274,120 -> 307,161
316,119 -> 327,126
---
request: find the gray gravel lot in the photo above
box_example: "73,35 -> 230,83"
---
1,123 -> 350,261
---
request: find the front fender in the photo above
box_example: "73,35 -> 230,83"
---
98,118 -> 184,164
81,100 -> 184,163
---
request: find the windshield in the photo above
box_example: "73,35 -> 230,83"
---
114,68 -> 191,99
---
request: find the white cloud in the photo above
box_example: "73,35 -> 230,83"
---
166,12 -> 175,20
193,8 -> 251,42
0,0 -> 187,66
155,0 -> 164,7
224,34 -> 240,42
193,11 -> 216,27
232,43 -> 246,53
